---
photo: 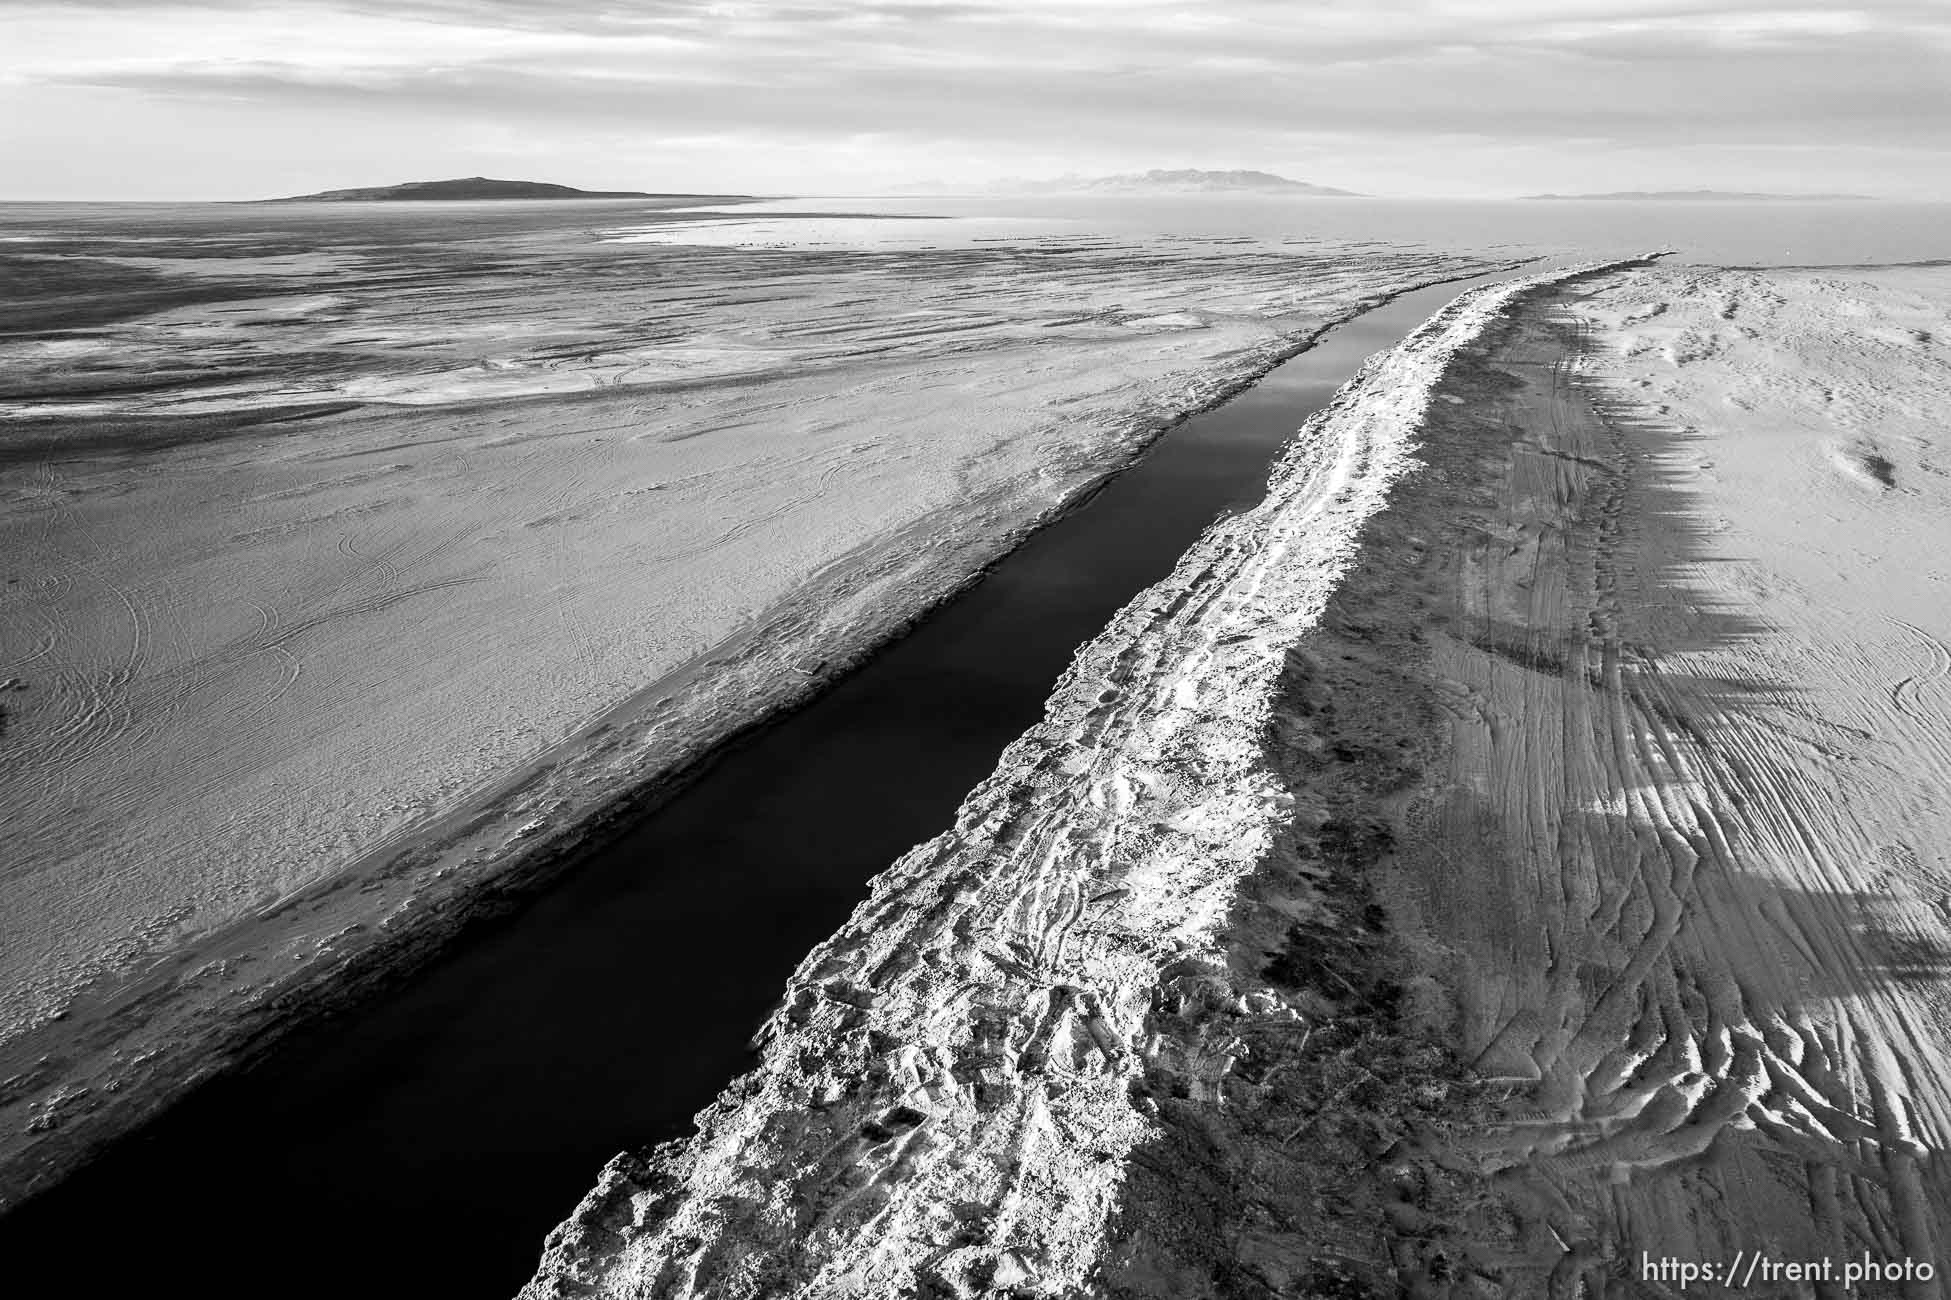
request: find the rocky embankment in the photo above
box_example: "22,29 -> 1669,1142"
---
521,260 -> 1653,1299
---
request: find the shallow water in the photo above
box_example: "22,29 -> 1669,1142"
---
0,269 -> 1516,1297
621,194 -> 1951,267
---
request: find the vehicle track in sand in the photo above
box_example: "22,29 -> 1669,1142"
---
1076,270 -> 1951,1298
1886,617 -> 1951,738
1380,274 -> 1951,1295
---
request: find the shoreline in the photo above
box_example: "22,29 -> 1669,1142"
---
524,252 -> 1951,1296
0,259 -> 1519,1212
519,258 -> 1646,1298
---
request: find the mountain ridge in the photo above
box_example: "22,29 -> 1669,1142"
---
263,176 -> 742,202
904,169 -> 1361,197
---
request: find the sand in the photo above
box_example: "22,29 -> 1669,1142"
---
0,205 -> 1498,1203
522,258 -> 1951,1297
1391,262 -> 1951,1291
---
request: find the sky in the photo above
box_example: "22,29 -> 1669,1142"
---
2,0 -> 1947,200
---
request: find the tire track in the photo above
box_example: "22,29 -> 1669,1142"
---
1392,270 -> 1951,1295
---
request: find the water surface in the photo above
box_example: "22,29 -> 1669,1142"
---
626,194 -> 1951,266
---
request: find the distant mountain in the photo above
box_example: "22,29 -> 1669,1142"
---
1055,169 -> 1359,196
900,169 -> 1361,197
1522,189 -> 1873,201
266,176 -> 706,202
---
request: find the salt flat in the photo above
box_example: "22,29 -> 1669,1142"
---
0,202 -> 1495,1199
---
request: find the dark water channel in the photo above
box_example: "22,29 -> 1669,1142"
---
0,269 -> 1512,1296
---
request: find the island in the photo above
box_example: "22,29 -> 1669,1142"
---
263,176 -> 735,202
1052,169 -> 1359,196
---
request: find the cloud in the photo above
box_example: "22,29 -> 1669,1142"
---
2,0 -> 1947,197
46,17 -> 1948,145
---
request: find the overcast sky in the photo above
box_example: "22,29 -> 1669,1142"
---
3,0 -> 1947,200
